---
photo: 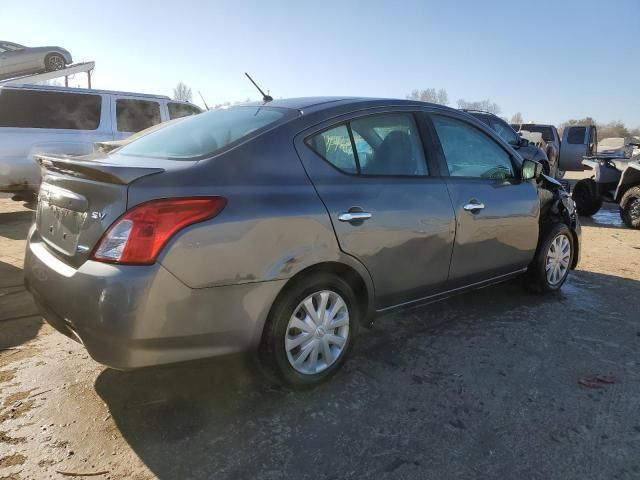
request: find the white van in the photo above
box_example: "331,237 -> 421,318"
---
0,84 -> 202,198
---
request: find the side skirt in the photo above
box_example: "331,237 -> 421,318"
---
376,268 -> 527,315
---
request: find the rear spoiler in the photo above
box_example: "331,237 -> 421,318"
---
36,154 -> 164,185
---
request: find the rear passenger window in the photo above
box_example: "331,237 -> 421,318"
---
168,102 -> 202,119
567,127 -> 586,144
307,113 -> 428,176
307,125 -> 358,174
116,99 -> 161,132
0,89 -> 101,130
432,115 -> 514,179
352,114 -> 427,175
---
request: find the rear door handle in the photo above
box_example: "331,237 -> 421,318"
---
338,211 -> 372,222
463,201 -> 485,212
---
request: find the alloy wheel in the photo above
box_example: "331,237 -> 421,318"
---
285,290 -> 349,375
630,198 -> 640,221
545,234 -> 571,286
48,55 -> 65,71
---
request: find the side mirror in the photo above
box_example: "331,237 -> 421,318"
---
522,158 -> 542,181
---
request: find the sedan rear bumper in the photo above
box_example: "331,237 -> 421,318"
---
24,227 -> 285,369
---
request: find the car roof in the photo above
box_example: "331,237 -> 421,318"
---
243,96 -> 452,114
0,84 -> 172,100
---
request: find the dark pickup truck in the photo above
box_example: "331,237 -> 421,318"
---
513,123 -> 598,172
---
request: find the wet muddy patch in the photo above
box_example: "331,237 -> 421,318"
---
589,208 -> 624,227
0,453 -> 26,468
0,431 -> 26,445
0,399 -> 35,424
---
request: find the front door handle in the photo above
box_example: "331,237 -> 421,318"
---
463,201 -> 485,212
338,211 -> 372,222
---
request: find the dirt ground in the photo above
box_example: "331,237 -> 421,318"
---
1,175 -> 639,480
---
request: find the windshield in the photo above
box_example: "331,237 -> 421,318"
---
116,105 -> 294,159
517,125 -> 555,143
1,42 -> 24,51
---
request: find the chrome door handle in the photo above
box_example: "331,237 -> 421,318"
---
463,202 -> 485,211
338,212 -> 372,222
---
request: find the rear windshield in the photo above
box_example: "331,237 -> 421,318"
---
517,125 -> 555,143
116,106 -> 292,159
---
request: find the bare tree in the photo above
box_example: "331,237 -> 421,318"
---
510,112 -> 524,124
173,82 -> 193,102
436,89 -> 449,106
406,88 -> 449,105
457,98 -> 501,115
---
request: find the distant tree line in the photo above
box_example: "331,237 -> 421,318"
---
557,118 -> 639,139
407,87 -> 639,140
406,87 -> 501,114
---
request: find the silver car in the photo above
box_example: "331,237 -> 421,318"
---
0,41 -> 72,79
24,98 -> 581,388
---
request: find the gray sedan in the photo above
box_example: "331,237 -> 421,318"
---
0,41 -> 72,79
24,98 -> 581,388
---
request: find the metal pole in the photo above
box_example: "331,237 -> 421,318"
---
87,69 -> 92,89
65,75 -> 68,87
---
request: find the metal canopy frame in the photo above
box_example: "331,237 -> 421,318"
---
0,61 -> 95,87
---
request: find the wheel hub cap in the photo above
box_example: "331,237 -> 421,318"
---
546,234 -> 571,286
285,290 -> 349,375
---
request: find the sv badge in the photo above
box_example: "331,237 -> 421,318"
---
90,211 -> 107,220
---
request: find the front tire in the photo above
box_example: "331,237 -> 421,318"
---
620,186 -> 640,229
259,272 -> 358,388
527,224 -> 575,293
572,178 -> 602,216
45,54 -> 66,72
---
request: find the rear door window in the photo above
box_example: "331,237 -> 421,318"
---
168,102 -> 202,119
307,125 -> 358,174
0,89 -> 101,130
352,114 -> 427,176
307,112 -> 428,176
567,127 -> 586,144
116,99 -> 161,132
432,115 -> 515,179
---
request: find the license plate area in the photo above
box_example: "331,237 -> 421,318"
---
36,184 -> 88,256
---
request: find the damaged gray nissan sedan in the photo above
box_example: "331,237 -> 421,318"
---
24,97 -> 580,388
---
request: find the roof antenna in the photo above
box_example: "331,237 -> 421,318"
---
198,90 -> 210,110
245,72 -> 273,103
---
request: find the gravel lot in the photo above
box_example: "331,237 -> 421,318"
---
1,176 -> 639,480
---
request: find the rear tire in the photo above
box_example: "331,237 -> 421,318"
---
620,186 -> 640,229
572,178 -> 602,216
259,272 -> 358,388
45,54 -> 66,72
526,223 -> 574,293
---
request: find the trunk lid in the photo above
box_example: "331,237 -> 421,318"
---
35,152 -> 169,267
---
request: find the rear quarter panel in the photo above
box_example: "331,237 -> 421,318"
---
129,125 -> 366,290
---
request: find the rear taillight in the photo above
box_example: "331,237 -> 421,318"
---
91,197 -> 226,265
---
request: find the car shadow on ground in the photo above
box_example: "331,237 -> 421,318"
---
0,260 -> 42,350
94,271 -> 640,480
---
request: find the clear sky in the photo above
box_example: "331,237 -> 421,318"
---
2,0 -> 639,127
